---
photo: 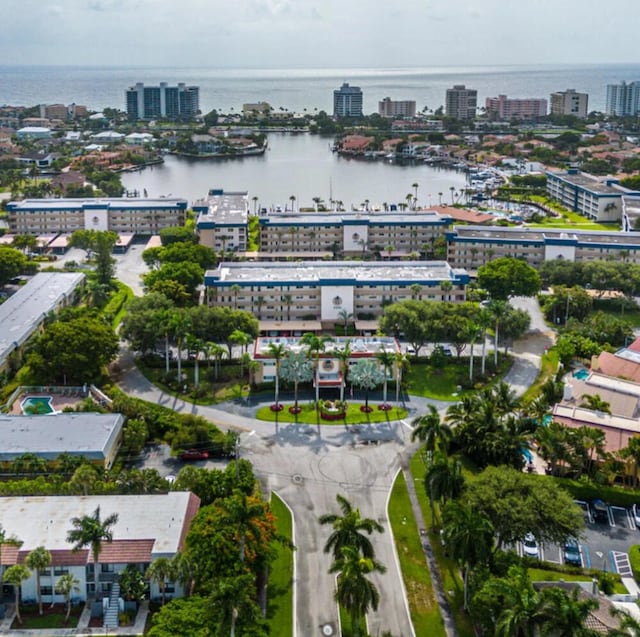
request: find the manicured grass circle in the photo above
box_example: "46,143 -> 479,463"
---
255,402 -> 407,425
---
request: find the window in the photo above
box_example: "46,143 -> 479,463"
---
40,586 -> 53,596
54,567 -> 69,576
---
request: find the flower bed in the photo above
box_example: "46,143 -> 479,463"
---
378,403 -> 393,411
270,403 -> 284,412
320,410 -> 347,421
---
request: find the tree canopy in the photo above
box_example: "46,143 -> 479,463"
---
477,257 -> 541,300
0,245 -> 27,285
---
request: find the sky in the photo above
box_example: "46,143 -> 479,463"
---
2,0 -> 639,69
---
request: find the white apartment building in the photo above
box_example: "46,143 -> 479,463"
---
6,198 -> 188,235
605,81 -> 640,117
445,85 -> 477,120
194,189 -> 249,253
204,261 -> 469,329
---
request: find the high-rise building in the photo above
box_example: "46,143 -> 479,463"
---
126,82 -> 200,120
445,85 -> 477,120
605,81 -> 640,117
378,97 -> 416,118
333,83 -> 363,118
484,95 -> 547,121
549,89 -> 589,119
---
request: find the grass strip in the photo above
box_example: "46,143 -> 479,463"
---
255,402 -> 407,425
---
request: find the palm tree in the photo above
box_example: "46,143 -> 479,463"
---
579,393 -> 611,414
207,342 -> 226,380
55,573 -> 80,623
186,334 -> 204,388
319,494 -> 384,560
536,585 -> 600,637
329,545 -> 385,637
279,350 -> 313,414
442,503 -> 494,611
146,557 -> 175,606
394,351 -> 409,404
335,340 -> 352,403
438,191 -> 443,205
25,546 -> 51,615
375,348 -> 395,407
230,283 -> 242,310
350,358 -> 385,412
412,182 -> 419,208
251,195 -> 258,214
300,333 -> 333,405
411,405 -> 452,454
169,552 -> 194,598
67,506 -> 119,599
267,342 -> 287,408
338,309 -> 353,334
289,195 -> 296,212
69,463 -> 99,496
281,294 -> 293,321
488,299 -> 509,368
255,295 -> 265,320
424,452 -> 464,531
3,564 -> 31,625
410,283 -> 422,300
169,309 -> 191,381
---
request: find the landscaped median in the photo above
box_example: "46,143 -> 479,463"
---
255,402 -> 407,425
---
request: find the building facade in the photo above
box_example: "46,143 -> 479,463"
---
257,210 -> 451,257
549,89 -> 589,119
333,83 -> 364,118
252,335 -> 401,388
484,95 -> 547,121
194,189 -> 249,253
605,81 -> 640,117
204,261 -> 469,326
126,82 -> 200,120
378,98 -> 416,118
0,493 -> 200,602
6,198 -> 188,235
545,170 -> 623,221
446,225 -> 640,271
445,85 -> 477,120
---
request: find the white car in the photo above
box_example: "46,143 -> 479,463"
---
522,533 -> 539,558
633,504 -> 640,527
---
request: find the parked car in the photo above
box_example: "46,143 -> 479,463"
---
591,499 -> 609,524
563,539 -> 582,567
180,449 -> 209,461
522,533 -> 539,558
633,504 -> 640,527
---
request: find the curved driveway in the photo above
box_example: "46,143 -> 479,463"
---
110,294 -> 552,636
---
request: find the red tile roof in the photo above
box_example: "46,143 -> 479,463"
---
90,539 -> 155,564
15,549 -> 89,567
177,493 -> 201,551
592,351 -> 640,384
432,205 -> 496,224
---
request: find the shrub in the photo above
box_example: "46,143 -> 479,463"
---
630,545 -> 640,582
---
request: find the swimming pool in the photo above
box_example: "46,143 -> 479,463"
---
21,396 -> 55,415
573,369 -> 589,380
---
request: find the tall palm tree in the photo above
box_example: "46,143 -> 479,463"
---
267,342 -> 287,408
25,546 -> 52,615
169,552 -> 194,598
412,182 -> 419,208
3,564 -> 31,625
146,557 -> 175,606
319,494 -> 384,560
350,358 -> 385,412
301,333 -> 333,405
55,573 -> 80,623
206,342 -> 226,381
335,340 -> 352,403
329,546 -> 385,637
168,309 -> 191,381
338,309 -> 353,334
411,405 -> 452,454
67,506 -> 119,599
424,452 -> 464,530
230,284 -> 242,310
375,348 -> 395,407
394,351 -> 409,404
442,501 -> 494,609
488,300 -> 509,368
279,350 -> 313,414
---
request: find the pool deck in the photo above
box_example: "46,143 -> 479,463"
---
8,393 -> 85,415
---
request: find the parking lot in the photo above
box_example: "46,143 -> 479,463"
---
519,500 -> 639,575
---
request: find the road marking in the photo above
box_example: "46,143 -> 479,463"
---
627,508 -> 637,530
582,544 -> 592,569
400,420 -> 413,431
612,551 -> 633,577
607,505 -> 615,527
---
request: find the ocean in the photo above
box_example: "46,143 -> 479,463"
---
1,63 -> 640,114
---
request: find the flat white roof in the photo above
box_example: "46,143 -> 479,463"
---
0,272 -> 85,366
0,493 -> 197,555
206,260 -> 467,285
553,404 -> 640,433
0,412 -> 124,461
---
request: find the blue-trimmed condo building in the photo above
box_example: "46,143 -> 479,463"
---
6,198 -> 188,235
258,209 -> 452,257
446,225 -> 640,271
545,170 -> 623,222
204,260 -> 469,329
194,189 -> 248,253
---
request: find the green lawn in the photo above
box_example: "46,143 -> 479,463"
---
255,402 -> 407,425
521,348 -> 559,405
266,492 -> 294,637
13,604 -> 82,629
405,357 -> 510,401
388,470 -> 446,636
409,454 -> 476,637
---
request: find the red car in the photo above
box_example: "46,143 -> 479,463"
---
180,449 -> 209,461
